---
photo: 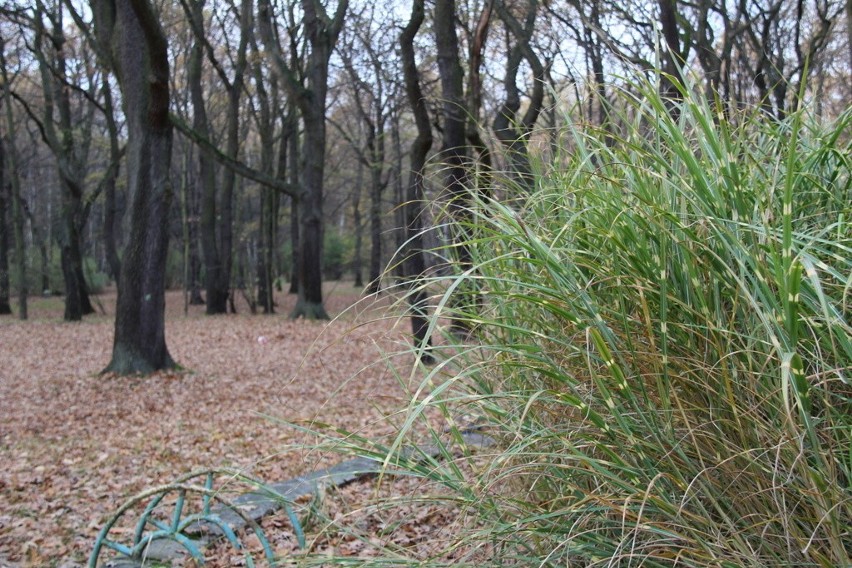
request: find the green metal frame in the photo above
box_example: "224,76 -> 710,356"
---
89,468 -> 304,567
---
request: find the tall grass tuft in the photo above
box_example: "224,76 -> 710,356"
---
294,76 -> 850,567
409,77 -> 852,566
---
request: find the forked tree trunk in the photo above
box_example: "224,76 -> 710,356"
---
97,0 -> 175,374
493,0 -> 545,192
183,0 -> 251,315
32,8 -> 95,320
258,0 -> 348,319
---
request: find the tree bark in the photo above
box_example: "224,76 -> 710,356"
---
657,0 -> 685,112
847,0 -> 852,100
188,8 -> 225,314
400,0 -> 434,361
258,0 -> 348,319
435,0 -> 476,335
352,157 -> 364,288
493,0 -> 545,192
181,0 -> 252,314
252,47 -> 278,315
0,42 -> 27,320
31,6 -> 95,320
287,120 -> 300,295
97,0 -> 175,374
0,138 -> 11,315
101,76 -> 122,284
366,116 -> 384,294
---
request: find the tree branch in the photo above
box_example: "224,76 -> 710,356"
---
170,112 -> 300,198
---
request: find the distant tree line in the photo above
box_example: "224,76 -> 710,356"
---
0,0 -> 848,372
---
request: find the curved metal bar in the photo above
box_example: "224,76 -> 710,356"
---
171,489 -> 187,531
178,513 -> 244,551
99,538 -> 133,557
129,529 -> 205,563
90,478 -> 294,567
281,499 -> 306,549
247,519 -> 277,564
133,493 -> 167,546
90,483 -> 185,568
202,472 -> 214,514
253,485 -> 306,548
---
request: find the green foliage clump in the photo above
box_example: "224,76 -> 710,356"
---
83,256 -> 110,294
9,246 -> 110,296
323,231 -> 353,280
287,76 -> 850,567
410,80 -> 851,566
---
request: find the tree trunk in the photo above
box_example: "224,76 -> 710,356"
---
391,109 -> 405,275
98,0 -> 175,374
188,0 -> 226,315
400,0 -> 434,361
658,0 -> 684,111
23,202 -> 50,296
493,0 -> 545,192
352,158 -> 364,288
258,0 -> 348,319
293,101 -> 329,319
102,76 -> 122,284
58,189 -> 87,320
435,0 -> 475,335
251,46 -> 280,315
847,0 -> 852,101
1,44 -> 27,320
366,129 -> 383,294
0,138 -> 11,315
32,8 -> 94,320
287,119 -> 300,295
257,182 -> 276,314
184,0 -> 250,315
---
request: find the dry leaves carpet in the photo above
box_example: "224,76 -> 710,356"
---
0,284 -> 463,567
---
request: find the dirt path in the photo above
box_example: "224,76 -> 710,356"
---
0,285 -> 422,566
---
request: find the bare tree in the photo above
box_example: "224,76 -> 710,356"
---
0,138 -> 11,315
0,38 -> 27,320
182,0 -> 253,314
94,0 -> 176,373
400,0 -> 434,361
335,9 -> 397,293
493,0 -> 546,192
25,1 -> 98,320
258,0 -> 349,319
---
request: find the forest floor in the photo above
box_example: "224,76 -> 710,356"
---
0,284 -> 468,567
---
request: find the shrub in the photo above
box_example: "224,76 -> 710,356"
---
296,76 -> 851,566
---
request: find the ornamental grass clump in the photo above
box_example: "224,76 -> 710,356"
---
395,78 -> 850,567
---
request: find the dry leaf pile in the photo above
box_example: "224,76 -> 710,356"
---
0,285 -> 441,567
